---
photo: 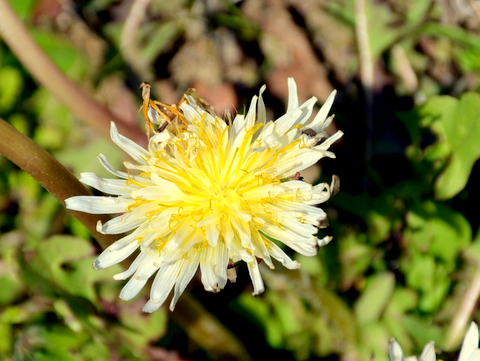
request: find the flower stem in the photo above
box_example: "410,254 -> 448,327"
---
0,117 -> 118,250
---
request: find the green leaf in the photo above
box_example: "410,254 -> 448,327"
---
236,293 -> 283,348
339,232 -> 374,287
0,232 -> 25,306
404,0 -> 432,25
32,31 -> 89,77
419,93 -> 480,199
8,0 -> 36,19
419,23 -> 480,52
31,88 -> 74,150
354,272 -> 395,325
364,1 -> 400,58
435,94 -> 480,199
405,252 -> 436,292
141,22 -> 181,62
402,251 -> 451,312
403,315 -> 443,348
55,135 -> 123,178
423,141 -> 451,163
0,276 -> 23,306
311,287 -> 357,356
404,200 -> 471,264
34,235 -> 121,302
357,322 -> 390,361
0,67 -> 23,111
384,288 -> 419,353
385,288 -> 418,316
333,192 -> 400,244
458,46 -> 480,72
418,266 -> 450,312
116,305 -> 167,348
0,320 -> 12,355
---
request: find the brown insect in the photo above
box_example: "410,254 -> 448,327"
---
139,82 -> 191,139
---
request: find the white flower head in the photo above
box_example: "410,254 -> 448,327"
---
388,323 -> 480,361
459,322 -> 480,361
66,78 -> 343,312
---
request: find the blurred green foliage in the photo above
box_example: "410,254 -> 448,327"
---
2,0 -> 480,360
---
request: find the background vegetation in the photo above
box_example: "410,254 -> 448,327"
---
1,0 -> 480,360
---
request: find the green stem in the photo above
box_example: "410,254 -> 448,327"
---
0,117 -> 118,250
0,0 -> 145,145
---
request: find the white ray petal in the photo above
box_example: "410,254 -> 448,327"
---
308,90 -> 337,133
419,341 -> 436,361
120,277 -> 148,301
295,98 -> 317,126
169,252 -> 201,310
144,260 -> 183,312
267,242 -> 300,269
274,108 -> 303,136
110,122 -> 151,165
94,240 -> 139,270
205,223 -> 220,247
256,85 -> 267,125
180,103 -> 202,123
286,78 -> 299,112
114,252 -> 147,280
200,247 -> 221,293
79,172 -> 136,195
459,323 -> 480,361
214,242 -> 229,289
247,261 -> 264,295
317,236 -> 333,247
97,214 -> 146,234
314,130 -> 343,151
245,95 -> 259,129
466,349 -> 480,361
65,195 -> 133,214
97,154 -> 129,179
119,256 -> 161,301
388,338 -> 405,361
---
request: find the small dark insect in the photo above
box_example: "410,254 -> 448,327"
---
301,128 -> 317,137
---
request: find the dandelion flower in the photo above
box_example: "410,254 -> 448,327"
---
389,322 -> 480,361
459,322 -> 480,361
65,78 -> 343,312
